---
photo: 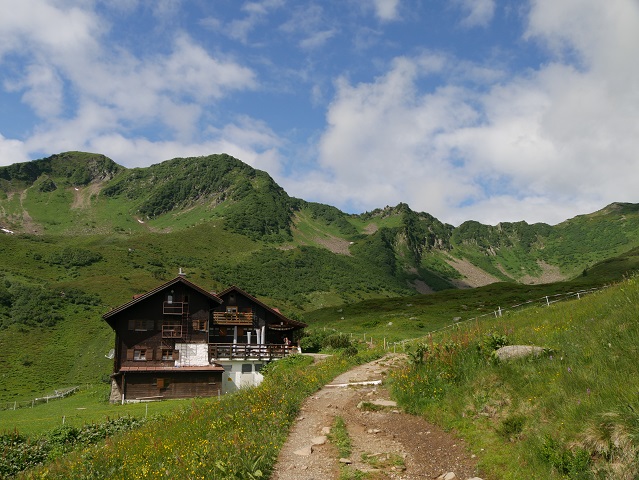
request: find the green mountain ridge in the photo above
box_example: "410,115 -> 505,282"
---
2,151 -> 639,295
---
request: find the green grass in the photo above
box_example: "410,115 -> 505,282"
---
290,209 -> 353,248
0,385 -> 197,437
16,352 -> 380,479
389,274 -> 639,479
329,416 -> 352,458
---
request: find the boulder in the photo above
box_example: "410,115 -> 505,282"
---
495,345 -> 545,361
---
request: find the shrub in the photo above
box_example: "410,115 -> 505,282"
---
323,333 -> 353,350
0,432 -> 48,478
299,329 -> 332,353
497,415 -> 526,441
341,345 -> 359,357
538,435 -> 592,479
47,247 -> 102,268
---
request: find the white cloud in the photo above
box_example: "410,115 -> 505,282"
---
226,0 -> 285,43
5,63 -> 64,118
279,5 -> 338,50
0,134 -> 29,166
299,29 -> 337,49
453,0 -> 496,28
0,1 -> 258,162
452,0 -> 495,28
0,0 -> 103,60
372,0 -> 400,21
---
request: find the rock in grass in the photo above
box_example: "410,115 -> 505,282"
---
494,345 -> 545,361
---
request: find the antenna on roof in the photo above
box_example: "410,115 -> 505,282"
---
179,267 -> 185,276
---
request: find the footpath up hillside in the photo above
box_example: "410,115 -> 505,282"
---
271,354 -> 482,480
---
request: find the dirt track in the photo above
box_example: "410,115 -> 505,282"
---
270,354 -> 482,479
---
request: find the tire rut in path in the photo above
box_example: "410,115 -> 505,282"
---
270,354 -> 481,480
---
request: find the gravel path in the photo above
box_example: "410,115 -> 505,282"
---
270,354 -> 483,480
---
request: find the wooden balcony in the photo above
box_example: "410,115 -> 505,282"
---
209,343 -> 297,360
162,324 -> 183,338
212,311 -> 254,326
163,302 -> 187,315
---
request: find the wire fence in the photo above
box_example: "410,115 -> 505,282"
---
427,285 -> 606,336
321,285 -> 609,352
0,386 -> 80,412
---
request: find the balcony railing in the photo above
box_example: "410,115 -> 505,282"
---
212,312 -> 254,326
209,343 -> 297,360
162,324 -> 183,338
163,302 -> 186,315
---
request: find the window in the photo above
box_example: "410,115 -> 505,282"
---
241,364 -> 252,374
161,349 -> 179,361
128,319 -> 153,331
133,349 -> 146,361
255,364 -> 263,373
192,319 -> 207,331
226,306 -> 238,314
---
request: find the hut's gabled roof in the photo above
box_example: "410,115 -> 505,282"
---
103,275 -> 223,326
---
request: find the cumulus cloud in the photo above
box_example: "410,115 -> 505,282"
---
0,134 -> 29,166
0,0 -> 261,166
302,0 -> 639,225
0,0 -> 103,61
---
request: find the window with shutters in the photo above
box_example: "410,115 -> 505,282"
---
162,349 -> 179,361
133,349 -> 146,360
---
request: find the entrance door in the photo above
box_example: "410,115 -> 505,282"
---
220,365 -> 237,394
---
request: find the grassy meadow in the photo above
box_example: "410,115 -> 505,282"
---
390,274 -> 639,479
6,352 -> 379,479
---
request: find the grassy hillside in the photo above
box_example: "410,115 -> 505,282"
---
4,153 -> 639,294
302,246 -> 639,342
389,273 -> 639,479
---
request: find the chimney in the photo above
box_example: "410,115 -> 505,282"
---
178,267 -> 185,276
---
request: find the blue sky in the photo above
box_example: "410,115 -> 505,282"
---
1,0 -> 638,226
